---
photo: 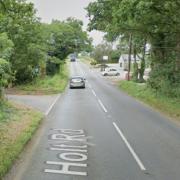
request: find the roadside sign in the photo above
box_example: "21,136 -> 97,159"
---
103,56 -> 108,61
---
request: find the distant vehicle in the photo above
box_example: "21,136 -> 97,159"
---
101,68 -> 120,76
69,76 -> 86,88
70,53 -> 76,62
70,57 -> 76,62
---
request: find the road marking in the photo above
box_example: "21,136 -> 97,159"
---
59,152 -> 88,162
45,161 -> 87,176
98,99 -> 108,113
51,129 -> 84,134
91,89 -> 97,97
45,129 -> 91,176
113,122 -> 146,171
45,94 -> 60,116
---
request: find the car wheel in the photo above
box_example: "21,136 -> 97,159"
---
116,73 -> 120,76
104,73 -> 108,76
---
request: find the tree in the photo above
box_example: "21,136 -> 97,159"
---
0,0 -> 46,83
87,0 -> 180,97
42,18 -> 92,75
91,43 -> 113,63
0,32 -> 14,60
0,59 -> 11,99
0,32 -> 13,98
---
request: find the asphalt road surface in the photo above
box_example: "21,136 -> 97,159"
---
5,60 -> 180,180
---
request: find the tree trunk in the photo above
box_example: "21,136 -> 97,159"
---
40,62 -> 46,78
132,44 -> 138,82
0,87 -> 5,101
139,38 -> 146,82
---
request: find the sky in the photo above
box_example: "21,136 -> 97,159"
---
27,0 -> 104,45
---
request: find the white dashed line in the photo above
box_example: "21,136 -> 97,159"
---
45,94 -> 61,116
91,89 -> 97,97
113,122 -> 146,171
98,99 -> 108,113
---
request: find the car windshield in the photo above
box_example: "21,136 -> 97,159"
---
71,77 -> 83,82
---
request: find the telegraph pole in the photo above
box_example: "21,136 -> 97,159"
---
128,33 -> 132,81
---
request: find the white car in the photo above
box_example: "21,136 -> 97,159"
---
101,68 -> 120,76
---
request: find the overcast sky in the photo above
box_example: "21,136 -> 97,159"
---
27,0 -> 104,45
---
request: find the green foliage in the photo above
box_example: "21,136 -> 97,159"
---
148,62 -> 180,98
0,32 -> 14,60
110,50 -> 120,63
0,58 -> 12,98
119,81 -> 180,120
17,62 -> 69,94
87,0 -> 180,97
0,0 -> 46,84
91,43 -> 117,63
90,60 -> 97,66
51,19 -> 92,58
132,62 -> 138,82
91,43 -> 120,64
0,32 -> 14,98
42,19 -> 92,75
139,60 -> 145,83
0,1 -> 92,85
46,56 -> 61,76
0,102 -> 43,179
0,102 -> 11,121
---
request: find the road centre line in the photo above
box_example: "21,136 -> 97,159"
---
91,89 -> 97,97
113,122 -> 147,171
88,86 -> 107,113
45,94 -> 61,116
98,99 -> 108,113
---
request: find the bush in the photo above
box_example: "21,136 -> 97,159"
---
15,66 -> 34,84
90,60 -> 97,66
148,62 -> 180,98
0,59 -> 12,98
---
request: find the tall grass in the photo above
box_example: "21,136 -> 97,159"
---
17,63 -> 69,94
119,81 -> 180,120
0,102 -> 43,179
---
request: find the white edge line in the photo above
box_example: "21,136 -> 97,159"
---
91,89 -> 97,97
98,99 -> 108,113
45,94 -> 61,116
113,122 -> 146,171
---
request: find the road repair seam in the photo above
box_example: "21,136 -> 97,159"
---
45,94 -> 61,116
113,122 -> 147,171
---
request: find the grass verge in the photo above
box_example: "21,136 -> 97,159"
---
0,101 -> 43,179
79,56 -> 93,65
118,81 -> 180,121
7,63 -> 69,95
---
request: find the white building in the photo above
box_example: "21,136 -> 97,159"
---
119,54 -> 141,70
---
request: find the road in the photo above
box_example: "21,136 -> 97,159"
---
5,60 -> 180,180
7,94 -> 59,115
